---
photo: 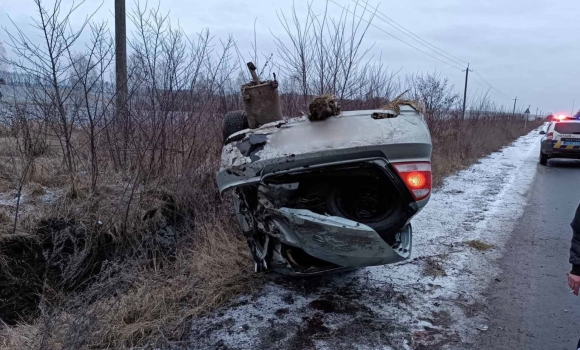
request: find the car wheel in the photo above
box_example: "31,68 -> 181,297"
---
325,179 -> 405,234
223,110 -> 249,143
539,151 -> 548,166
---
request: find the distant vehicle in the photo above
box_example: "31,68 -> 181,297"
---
539,115 -> 580,165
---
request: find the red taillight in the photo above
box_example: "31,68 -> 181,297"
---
393,162 -> 432,200
547,132 -> 554,141
406,172 -> 427,189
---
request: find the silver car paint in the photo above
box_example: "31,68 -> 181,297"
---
217,106 -> 432,195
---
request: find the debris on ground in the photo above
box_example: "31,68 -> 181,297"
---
371,111 -> 397,119
424,256 -> 448,278
465,240 -> 495,251
308,94 -> 341,121
381,90 -> 424,116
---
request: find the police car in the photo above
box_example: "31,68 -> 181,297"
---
540,114 -> 580,165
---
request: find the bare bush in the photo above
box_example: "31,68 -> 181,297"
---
272,1 -> 403,115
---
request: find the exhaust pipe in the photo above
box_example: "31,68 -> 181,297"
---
242,62 -> 283,129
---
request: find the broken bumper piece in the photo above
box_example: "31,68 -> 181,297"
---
272,208 -> 411,268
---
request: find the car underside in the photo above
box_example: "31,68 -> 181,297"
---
232,159 -> 420,275
217,106 -> 433,275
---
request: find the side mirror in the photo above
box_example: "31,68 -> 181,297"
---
539,130 -> 546,135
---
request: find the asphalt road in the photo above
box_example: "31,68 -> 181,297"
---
474,158 -> 580,350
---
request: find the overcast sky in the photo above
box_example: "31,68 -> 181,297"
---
1,0 -> 579,114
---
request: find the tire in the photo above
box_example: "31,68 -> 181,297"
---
223,110 -> 249,142
539,151 -> 548,166
325,180 -> 405,234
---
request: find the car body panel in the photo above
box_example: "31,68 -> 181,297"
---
217,106 -> 432,194
272,208 -> 411,267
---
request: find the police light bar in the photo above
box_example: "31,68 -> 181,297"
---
553,114 -> 580,121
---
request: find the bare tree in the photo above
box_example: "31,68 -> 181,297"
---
273,1 -> 396,116
68,23 -> 115,192
0,41 -> 6,71
3,0 -> 100,196
406,71 -> 460,121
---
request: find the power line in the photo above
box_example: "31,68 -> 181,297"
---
328,0 -> 465,71
331,0 -> 517,105
469,75 -> 512,100
355,0 -> 468,67
468,76 -> 501,96
339,0 -> 515,101
471,71 -> 512,99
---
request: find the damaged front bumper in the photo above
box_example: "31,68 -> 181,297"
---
272,208 -> 412,269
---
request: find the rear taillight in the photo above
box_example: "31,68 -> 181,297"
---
547,132 -> 554,141
393,162 -> 432,201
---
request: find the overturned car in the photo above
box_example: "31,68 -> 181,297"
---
218,108 -> 433,275
217,64 -> 432,275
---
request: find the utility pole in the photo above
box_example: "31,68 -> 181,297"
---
524,104 -> 530,130
512,96 -> 518,116
115,0 -> 128,128
572,98 -> 576,117
462,63 -> 471,120
535,107 -> 539,119
115,0 -> 128,167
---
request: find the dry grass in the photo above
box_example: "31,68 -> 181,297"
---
0,138 -> 19,158
0,324 -> 39,350
0,211 -> 9,224
0,217 -> 255,350
0,156 -> 257,349
465,239 -> 495,251
0,118 -> 539,349
91,222 -> 254,348
380,90 -> 425,115
28,183 -> 45,197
